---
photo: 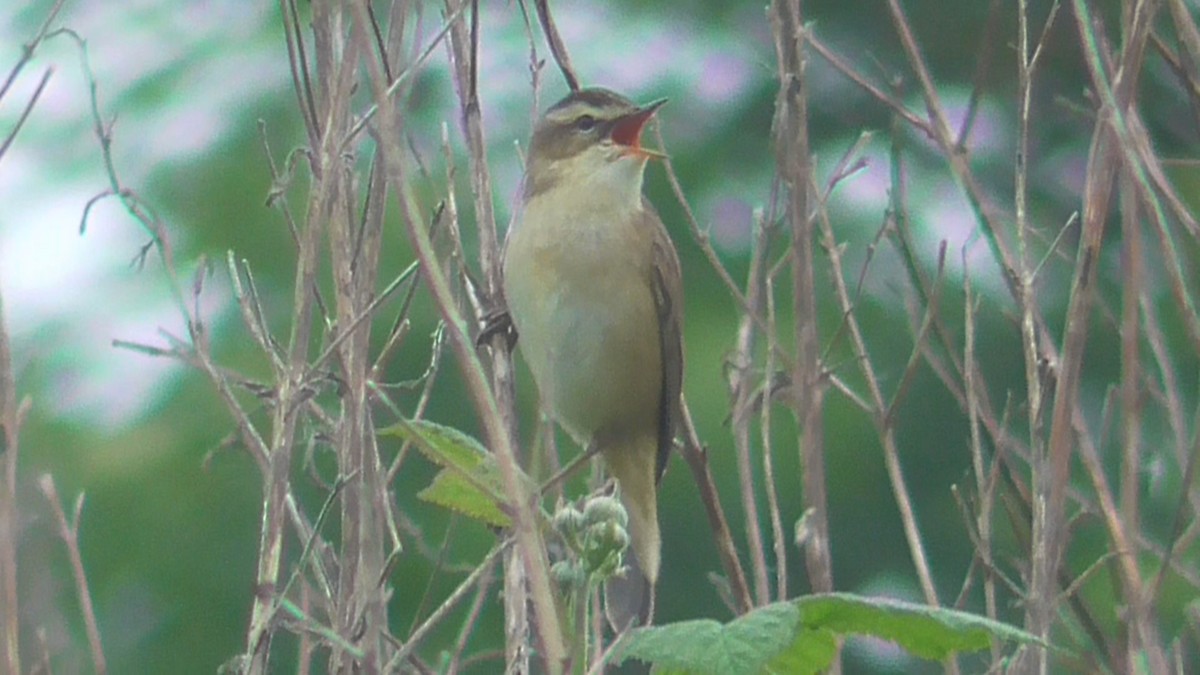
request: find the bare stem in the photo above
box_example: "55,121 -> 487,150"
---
38,477 -> 107,675
349,4 -> 566,668
769,0 -> 835,608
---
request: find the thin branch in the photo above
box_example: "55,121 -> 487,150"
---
0,289 -> 25,675
678,402 -> 754,615
815,161 -> 941,611
759,272 -> 788,601
38,477 -> 107,675
803,31 -> 935,139
0,0 -> 65,102
532,0 -> 579,90
385,543 -> 506,671
350,4 -> 566,668
0,68 -> 52,163
727,200 -> 772,607
769,0 -> 834,605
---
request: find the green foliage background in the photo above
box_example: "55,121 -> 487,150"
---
4,0 -> 1198,673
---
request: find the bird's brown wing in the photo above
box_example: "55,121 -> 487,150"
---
603,201 -> 682,630
645,200 -> 684,483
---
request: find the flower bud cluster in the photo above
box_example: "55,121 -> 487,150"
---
550,495 -> 631,587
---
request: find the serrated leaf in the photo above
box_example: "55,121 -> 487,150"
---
614,602 -> 800,675
381,418 -> 490,472
380,418 -> 520,528
763,625 -> 838,675
417,467 -> 511,527
796,593 -> 1047,661
614,594 -> 1045,675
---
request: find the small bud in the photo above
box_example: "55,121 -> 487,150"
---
552,504 -> 586,540
550,560 -> 585,590
581,520 -> 630,579
583,495 -> 628,529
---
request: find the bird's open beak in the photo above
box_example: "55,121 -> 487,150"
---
612,98 -> 669,160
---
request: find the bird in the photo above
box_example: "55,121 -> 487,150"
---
502,86 -> 684,631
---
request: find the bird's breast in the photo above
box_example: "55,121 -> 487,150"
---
504,195 -> 662,443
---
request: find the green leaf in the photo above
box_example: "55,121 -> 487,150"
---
763,626 -> 838,675
416,468 -> 511,528
613,594 -> 1046,674
380,418 -> 518,527
381,418 -> 490,471
614,602 -> 800,675
795,593 -> 1047,661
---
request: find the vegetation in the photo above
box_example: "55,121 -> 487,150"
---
2,0 -> 1198,672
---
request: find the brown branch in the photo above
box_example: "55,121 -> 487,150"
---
350,3 -> 566,669
446,548 -> 498,674
803,31 -> 935,140
0,68 -> 52,162
882,241 -> 947,429
245,2 -> 363,668
815,157 -> 941,612
759,272 -> 788,601
727,203 -> 772,607
440,0 -> 531,668
678,402 -> 753,615
961,262 -> 999,662
1117,177 -> 1143,569
0,291 -> 24,675
1039,2 -> 1168,671
532,0 -> 580,91
385,544 -> 507,671
769,0 -> 835,607
39,477 -> 107,675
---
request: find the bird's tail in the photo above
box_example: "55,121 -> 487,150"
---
601,435 -> 660,631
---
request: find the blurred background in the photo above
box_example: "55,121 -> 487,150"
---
2,0 -> 1198,672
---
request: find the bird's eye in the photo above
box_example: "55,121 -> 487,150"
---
574,115 -> 596,132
